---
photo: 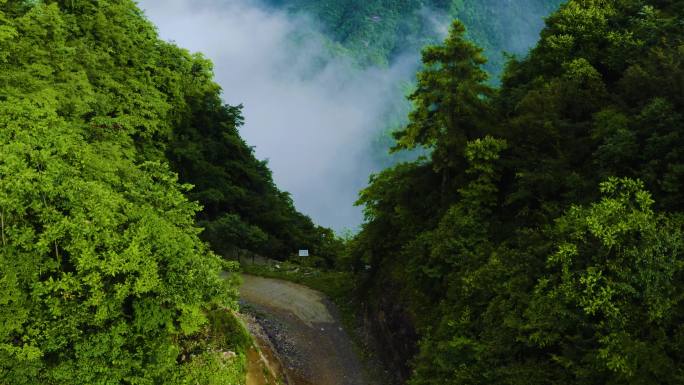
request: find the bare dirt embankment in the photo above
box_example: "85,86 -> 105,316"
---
240,274 -> 369,385
241,308 -> 291,385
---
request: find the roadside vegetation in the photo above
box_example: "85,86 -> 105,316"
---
250,2 -> 684,384
0,1 -> 312,383
349,1 -> 684,384
3,0 -> 682,384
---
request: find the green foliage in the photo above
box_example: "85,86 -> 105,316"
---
265,0 -> 565,183
395,21 -> 494,178
164,66 -> 340,260
526,178 -> 684,384
265,0 -> 564,75
352,0 -> 684,384
201,214 -> 269,257
179,351 -> 246,385
0,1 -> 255,383
178,310 -> 252,385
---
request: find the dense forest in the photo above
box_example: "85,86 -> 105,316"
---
0,0 -> 329,383
261,0 -> 567,182
165,75 -> 339,261
351,0 -> 684,384
264,0 -> 564,76
2,0 -> 684,384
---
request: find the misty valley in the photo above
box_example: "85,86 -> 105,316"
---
1,1 -> 683,385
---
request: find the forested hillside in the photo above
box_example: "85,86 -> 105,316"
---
3,0 -> 684,384
264,0 -> 564,75
164,68 -> 338,261
0,0 -> 325,383
259,0 -> 567,186
352,0 -> 684,383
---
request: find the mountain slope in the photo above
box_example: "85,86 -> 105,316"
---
352,0 -> 684,383
264,0 -> 564,76
0,0 -> 323,383
164,66 -> 338,261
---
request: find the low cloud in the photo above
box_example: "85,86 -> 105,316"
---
138,0 -> 418,231
137,0 -> 554,231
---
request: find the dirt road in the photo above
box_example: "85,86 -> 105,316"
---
240,275 -> 369,385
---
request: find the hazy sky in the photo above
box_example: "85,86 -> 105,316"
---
137,0 -> 419,231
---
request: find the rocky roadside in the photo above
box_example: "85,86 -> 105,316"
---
239,311 -> 287,385
239,275 -> 370,385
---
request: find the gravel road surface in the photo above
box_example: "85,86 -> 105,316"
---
240,275 -> 369,385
